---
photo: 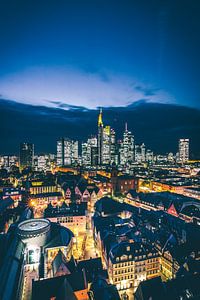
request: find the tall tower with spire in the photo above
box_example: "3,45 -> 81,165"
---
97,108 -> 104,165
98,108 -> 103,127
119,122 -> 134,165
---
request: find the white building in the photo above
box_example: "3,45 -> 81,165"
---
120,123 -> 134,166
178,139 -> 189,163
57,138 -> 78,166
82,137 -> 97,166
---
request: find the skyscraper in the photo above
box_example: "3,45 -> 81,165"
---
179,139 -> 189,163
57,138 -> 78,166
110,128 -> 117,165
119,123 -> 134,166
102,125 -> 111,165
19,142 -> 34,170
82,136 -> 97,166
97,109 -> 115,166
97,108 -> 104,165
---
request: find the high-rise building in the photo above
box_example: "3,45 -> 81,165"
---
19,142 -> 34,170
110,128 -> 118,165
0,155 -> 19,170
97,109 -> 116,166
81,136 -> 97,166
135,143 -> 146,163
97,108 -> 104,165
141,143 -> 146,162
91,146 -> 98,166
34,154 -> 53,171
146,149 -> 154,163
57,138 -> 78,166
119,123 -> 134,166
178,139 -> 189,163
102,125 -> 111,165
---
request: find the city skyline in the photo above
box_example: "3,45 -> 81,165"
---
0,109 -> 192,171
1,102 -> 199,158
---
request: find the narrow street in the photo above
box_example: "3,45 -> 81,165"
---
83,228 -> 100,260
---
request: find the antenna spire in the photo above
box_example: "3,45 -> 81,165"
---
98,108 -> 103,127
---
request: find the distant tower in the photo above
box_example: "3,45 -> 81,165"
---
97,108 -> 104,165
120,123 -> 134,165
179,139 -> 189,163
98,108 -> 103,127
125,122 -> 128,132
19,142 -> 34,170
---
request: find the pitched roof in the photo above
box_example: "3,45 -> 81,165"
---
52,250 -> 77,276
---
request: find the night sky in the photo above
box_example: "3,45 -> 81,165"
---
0,0 -> 200,109
0,0 -> 200,155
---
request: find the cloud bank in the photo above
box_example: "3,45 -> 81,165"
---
0,66 -> 175,109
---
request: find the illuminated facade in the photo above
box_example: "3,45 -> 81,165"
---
179,138 -> 189,163
0,155 -> 19,170
57,137 -> 78,166
34,154 -> 54,171
102,125 -> 111,165
48,214 -> 86,236
160,250 -> 180,280
97,109 -> 116,166
82,136 -> 97,166
135,143 -> 146,163
108,242 -> 160,291
29,180 -> 59,195
97,108 -> 104,165
146,149 -> 154,163
110,128 -> 117,164
120,123 -> 134,166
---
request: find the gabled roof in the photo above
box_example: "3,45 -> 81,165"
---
95,197 -> 123,215
52,250 -> 76,276
32,275 -> 77,300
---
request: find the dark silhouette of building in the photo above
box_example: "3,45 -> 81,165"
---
19,142 -> 34,170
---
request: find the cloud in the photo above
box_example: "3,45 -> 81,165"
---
134,85 -> 162,96
0,66 -> 175,109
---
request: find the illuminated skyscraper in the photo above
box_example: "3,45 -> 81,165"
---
97,108 -> 104,165
135,143 -> 146,163
110,128 -> 117,165
120,123 -> 134,165
19,142 -> 34,170
82,136 -> 97,166
97,109 -> 115,165
179,139 -> 189,163
57,138 -> 78,166
146,149 -> 154,163
102,125 -> 111,165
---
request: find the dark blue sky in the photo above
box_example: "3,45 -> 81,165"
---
0,0 -> 200,109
